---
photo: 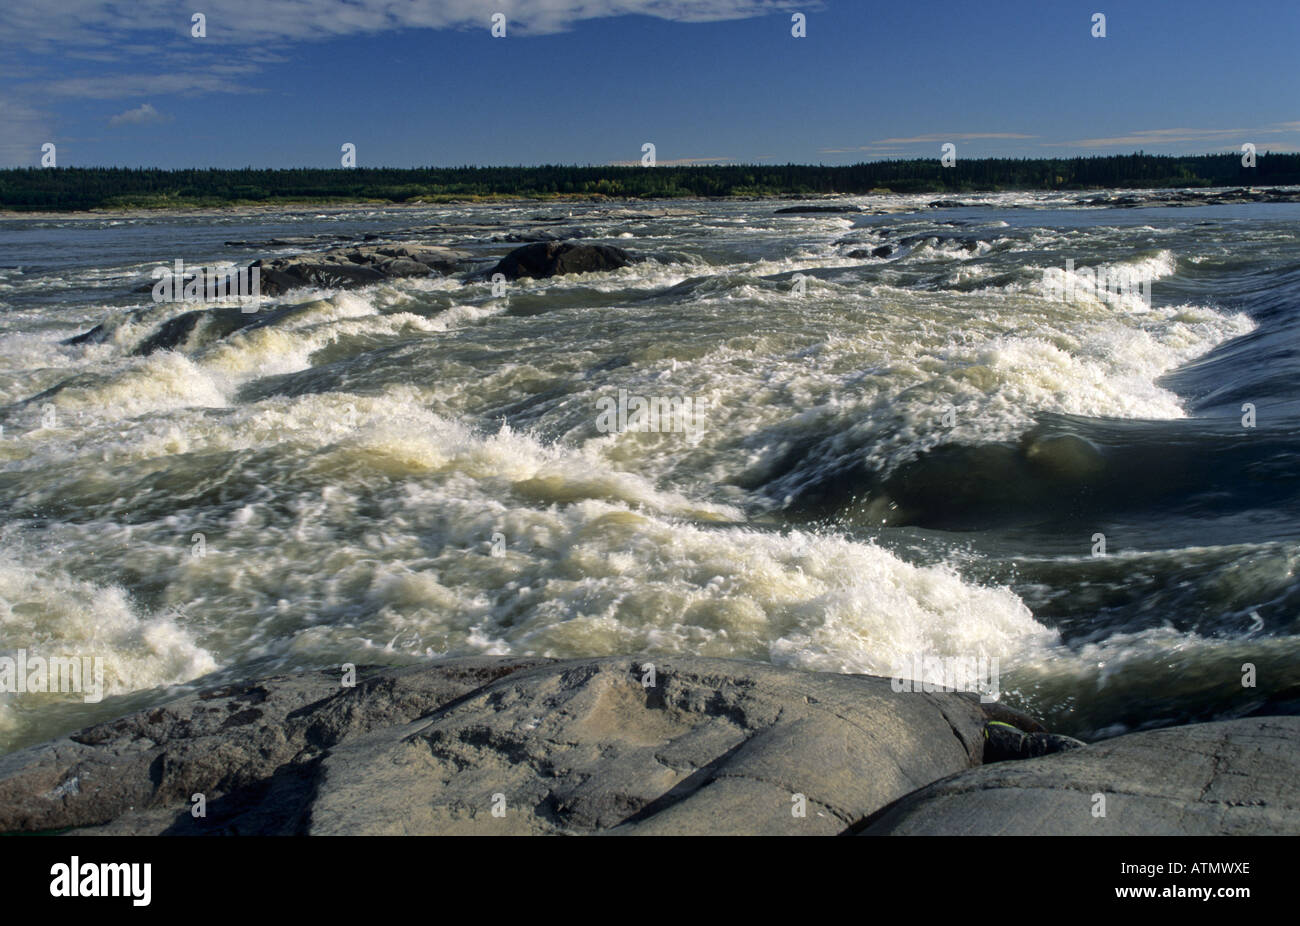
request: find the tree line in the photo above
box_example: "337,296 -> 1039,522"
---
1,154 -> 1297,210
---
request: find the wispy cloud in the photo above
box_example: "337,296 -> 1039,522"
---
0,1 -> 810,48
1045,127 -> 1250,148
40,72 -> 258,100
607,156 -> 740,166
1045,122 -> 1300,149
873,133 -> 1036,144
0,1 -> 808,163
821,132 -> 1035,155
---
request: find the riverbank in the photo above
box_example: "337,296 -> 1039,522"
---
5,184 -> 1300,220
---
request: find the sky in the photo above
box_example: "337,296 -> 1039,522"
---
1,0 -> 1297,168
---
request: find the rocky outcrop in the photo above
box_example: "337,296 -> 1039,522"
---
119,246 -> 475,300
59,242 -> 480,351
254,244 -> 474,295
3,656 -> 1292,836
0,656 -> 1005,836
0,657 -> 549,836
1074,188 -> 1300,208
860,716 -> 1300,835
486,241 -> 634,281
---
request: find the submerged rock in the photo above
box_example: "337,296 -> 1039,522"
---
62,323 -> 110,346
133,307 -> 256,356
775,205 -> 863,214
491,228 -> 592,243
486,241 -> 634,281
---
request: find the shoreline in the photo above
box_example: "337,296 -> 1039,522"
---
4,184 -> 1299,220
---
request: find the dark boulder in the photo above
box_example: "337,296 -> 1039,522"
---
133,307 -> 257,356
255,260 -> 386,295
848,245 -> 893,259
487,241 -> 634,281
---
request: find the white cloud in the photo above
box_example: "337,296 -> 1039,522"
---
107,102 -> 170,126
44,72 -> 256,100
0,0 -> 805,136
0,0 -> 808,47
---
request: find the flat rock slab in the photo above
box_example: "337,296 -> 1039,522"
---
309,657 -> 987,835
861,716 -> 1300,836
0,656 -> 992,836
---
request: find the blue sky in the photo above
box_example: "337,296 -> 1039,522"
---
2,0 -> 1297,168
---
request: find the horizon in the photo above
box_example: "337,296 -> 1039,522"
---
2,0 -> 1297,169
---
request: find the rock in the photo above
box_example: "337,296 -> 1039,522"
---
1071,189 -> 1300,209
62,323 -> 109,346
223,236 -> 344,249
491,228 -> 591,243
130,271 -> 200,295
254,244 -> 473,295
120,245 -> 476,301
982,721 -> 1085,762
847,245 -> 893,259
132,307 -> 256,356
63,293 -> 367,359
775,205 -> 863,214
861,716 -> 1300,836
0,657 -> 549,836
486,241 -> 634,281
0,656 -> 1000,836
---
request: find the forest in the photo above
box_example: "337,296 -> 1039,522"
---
2,153 -> 1297,210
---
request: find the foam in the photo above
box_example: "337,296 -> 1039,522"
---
0,551 -> 216,749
